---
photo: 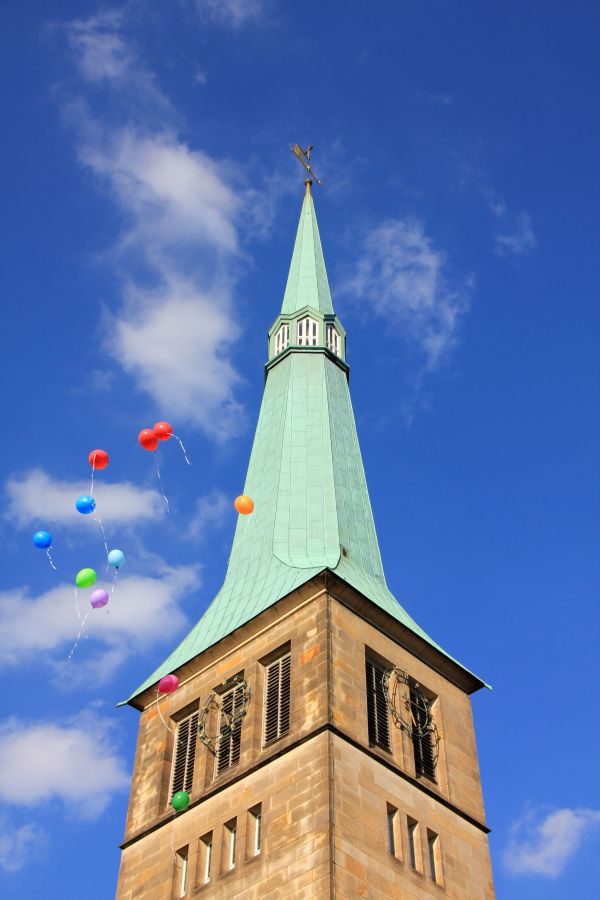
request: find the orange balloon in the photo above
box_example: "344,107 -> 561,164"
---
234,495 -> 254,515
88,449 -> 109,469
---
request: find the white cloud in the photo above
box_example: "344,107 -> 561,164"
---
62,13 -> 253,440
0,713 -> 129,820
0,817 -> 44,874
494,210 -> 537,257
195,0 -> 265,28
0,566 -> 196,679
187,489 -> 230,539
5,469 -> 165,529
504,807 -> 600,877
341,218 -> 472,371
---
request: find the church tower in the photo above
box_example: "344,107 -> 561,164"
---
116,178 -> 495,899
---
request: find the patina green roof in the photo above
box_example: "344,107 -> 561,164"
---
122,188 -> 484,705
280,182 -> 334,316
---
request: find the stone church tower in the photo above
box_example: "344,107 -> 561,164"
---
116,180 -> 495,899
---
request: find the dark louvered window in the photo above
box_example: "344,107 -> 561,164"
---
410,688 -> 437,781
365,658 -> 391,751
171,711 -> 199,797
263,653 -> 291,746
215,684 -> 245,776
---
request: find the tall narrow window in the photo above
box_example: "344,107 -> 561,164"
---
248,804 -> 262,856
223,819 -> 237,871
297,316 -> 318,346
215,682 -> 245,776
263,652 -> 291,746
275,323 -> 289,355
197,833 -> 212,887
365,658 -> 391,751
171,710 -> 199,799
386,803 -> 400,860
173,846 -> 188,898
427,829 -> 442,883
326,323 -> 340,355
407,817 -> 422,872
409,683 -> 437,781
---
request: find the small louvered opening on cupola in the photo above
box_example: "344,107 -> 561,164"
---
365,656 -> 391,752
263,649 -> 291,747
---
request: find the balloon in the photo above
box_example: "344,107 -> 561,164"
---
33,531 -> 52,549
171,791 -> 189,812
88,449 -> 109,469
90,588 -> 109,609
234,495 -> 254,515
158,674 -> 179,694
153,421 -> 173,441
107,549 -> 125,569
76,495 -> 96,515
139,429 -> 158,451
76,568 -> 97,588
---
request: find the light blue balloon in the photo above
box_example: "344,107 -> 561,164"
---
108,549 -> 125,569
33,530 -> 52,549
75,495 -> 96,515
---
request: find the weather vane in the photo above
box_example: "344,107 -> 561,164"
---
291,144 -> 322,186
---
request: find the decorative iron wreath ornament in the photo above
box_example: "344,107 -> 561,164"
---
198,674 -> 252,754
382,667 -> 440,764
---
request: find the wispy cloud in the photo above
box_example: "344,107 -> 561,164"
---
5,469 -> 165,529
0,712 -> 129,820
341,217 -> 472,372
187,489 -> 230,540
504,806 -> 600,877
494,210 -> 536,257
0,817 -> 45,874
194,0 -> 265,28
0,566 -> 195,680
61,11 -> 253,440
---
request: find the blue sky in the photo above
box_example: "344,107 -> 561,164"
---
1,1 -> 599,897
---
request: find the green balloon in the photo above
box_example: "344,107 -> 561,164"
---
171,791 -> 190,812
75,568 -> 97,588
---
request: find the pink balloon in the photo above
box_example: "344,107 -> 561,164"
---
158,674 -> 179,694
90,589 -> 109,609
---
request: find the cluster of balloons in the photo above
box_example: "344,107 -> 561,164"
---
75,548 -> 124,609
139,421 -> 173,452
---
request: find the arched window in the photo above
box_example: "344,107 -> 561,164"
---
275,323 -> 289,355
297,316 -> 318,346
326,324 -> 340,355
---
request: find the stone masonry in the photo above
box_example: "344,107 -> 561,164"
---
116,574 -> 494,899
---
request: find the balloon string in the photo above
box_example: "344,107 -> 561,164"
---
93,516 -> 109,561
111,569 -> 119,594
155,457 -> 170,513
46,548 -> 57,571
90,459 -> 96,496
75,586 -> 82,622
155,688 -> 175,734
173,434 -> 192,466
69,609 -> 91,659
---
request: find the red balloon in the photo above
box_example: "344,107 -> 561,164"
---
154,421 -> 173,441
139,429 -> 158,451
158,674 -> 179,694
234,495 -> 255,515
89,449 -> 109,469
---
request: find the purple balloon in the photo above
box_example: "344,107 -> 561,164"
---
90,589 -> 109,609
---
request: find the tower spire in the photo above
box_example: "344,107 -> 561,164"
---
121,179 -> 485,707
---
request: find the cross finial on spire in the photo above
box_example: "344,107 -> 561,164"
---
291,144 -> 322,187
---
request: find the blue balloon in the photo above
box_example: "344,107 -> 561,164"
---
33,530 -> 52,549
107,549 -> 125,569
75,495 -> 96,515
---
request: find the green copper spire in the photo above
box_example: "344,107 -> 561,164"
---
121,186 -> 485,706
280,181 -> 334,316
